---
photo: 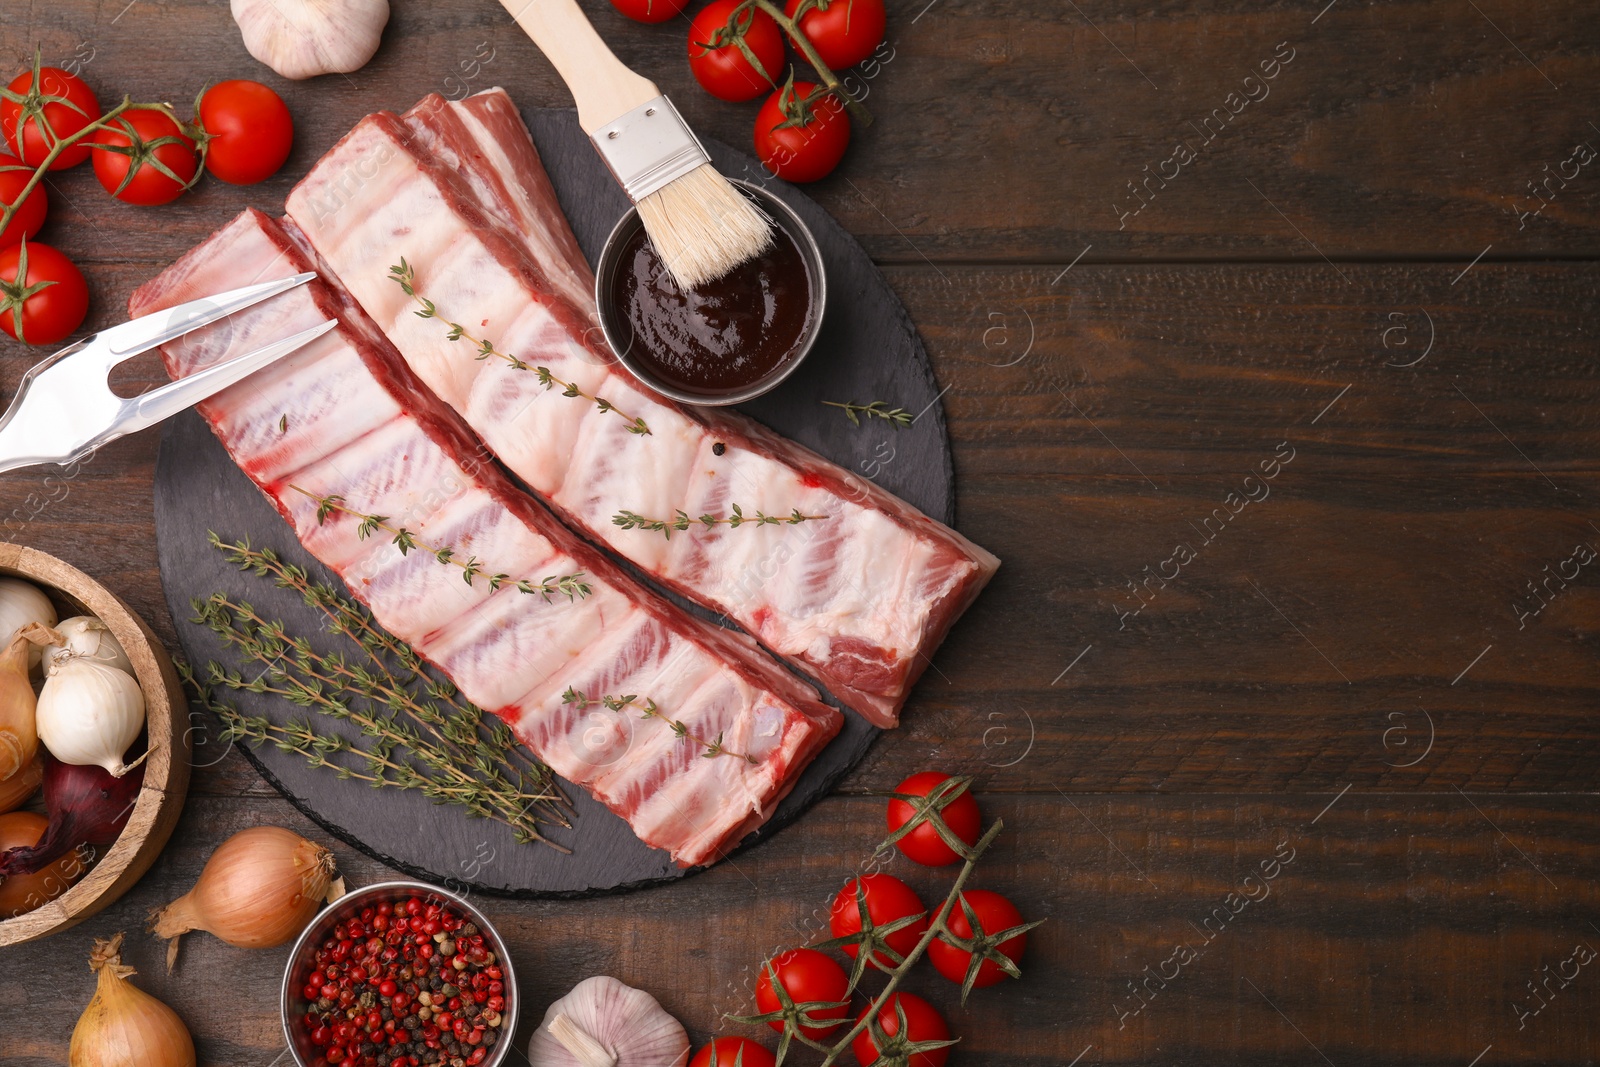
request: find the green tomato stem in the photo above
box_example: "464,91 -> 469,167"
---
747,0 -> 874,128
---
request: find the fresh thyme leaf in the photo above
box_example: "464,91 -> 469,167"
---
612,505 -> 828,540
822,399 -> 914,428
385,261 -> 650,434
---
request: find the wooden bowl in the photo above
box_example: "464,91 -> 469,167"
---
0,543 -> 190,946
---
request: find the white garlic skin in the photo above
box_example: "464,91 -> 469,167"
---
529,976 -> 689,1067
0,577 -> 57,670
43,616 -> 134,678
231,0 -> 391,81
36,659 -> 146,777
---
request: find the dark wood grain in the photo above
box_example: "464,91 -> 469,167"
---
6,1 -> 1600,266
1,0 -> 1598,1063
7,789 -> 1600,1066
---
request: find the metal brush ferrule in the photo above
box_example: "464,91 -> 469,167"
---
590,95 -> 710,203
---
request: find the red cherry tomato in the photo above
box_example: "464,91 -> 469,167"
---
927,889 -> 1032,990
784,0 -> 886,70
0,154 -> 47,247
885,772 -> 980,867
611,0 -> 691,22
91,107 -> 198,206
688,0 -> 785,102
0,239 -> 89,345
199,80 -> 294,185
753,81 -> 850,184
829,874 -> 928,972
850,992 -> 951,1067
689,1037 -> 778,1067
0,66 -> 101,170
754,948 -> 850,1039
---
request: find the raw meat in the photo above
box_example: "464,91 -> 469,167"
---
285,94 -> 999,728
131,208 -> 841,868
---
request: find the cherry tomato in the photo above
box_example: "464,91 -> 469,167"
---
886,772 -> 980,867
0,66 -> 101,170
0,239 -> 89,345
784,0 -> 886,70
850,992 -> 951,1067
754,80 -> 850,184
0,153 -> 47,247
689,1037 -> 778,1067
829,874 -> 928,972
91,107 -> 198,206
754,948 -> 850,1039
927,889 -> 1032,990
199,80 -> 294,185
611,0 -> 691,22
688,0 -> 785,102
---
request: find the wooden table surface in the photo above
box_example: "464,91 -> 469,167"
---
4,2 -> 1599,1064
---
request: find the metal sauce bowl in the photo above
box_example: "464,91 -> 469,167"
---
280,880 -> 519,1067
594,179 -> 827,407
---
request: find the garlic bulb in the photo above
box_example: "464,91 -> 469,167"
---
529,976 -> 689,1067
37,659 -> 146,777
42,617 -> 134,678
0,577 -> 57,670
231,0 -> 390,80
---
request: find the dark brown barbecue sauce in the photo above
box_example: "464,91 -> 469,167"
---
610,222 -> 812,397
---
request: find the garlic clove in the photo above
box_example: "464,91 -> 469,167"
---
530,976 -> 689,1067
231,0 -> 391,81
42,616 -> 134,678
36,659 -> 146,777
0,577 -> 57,671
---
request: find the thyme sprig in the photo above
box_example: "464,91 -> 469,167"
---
388,259 -> 650,435
184,548 -> 571,847
208,536 -> 554,799
728,776 -> 1047,1064
562,688 -> 756,763
291,487 -> 591,603
822,399 -> 913,429
612,504 -> 828,540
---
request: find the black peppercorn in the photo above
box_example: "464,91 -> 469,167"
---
713,441 -> 726,456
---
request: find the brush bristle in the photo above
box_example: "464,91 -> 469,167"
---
636,164 -> 773,291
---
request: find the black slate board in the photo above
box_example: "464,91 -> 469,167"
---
154,107 -> 953,897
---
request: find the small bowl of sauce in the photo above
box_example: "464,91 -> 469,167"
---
595,180 -> 826,406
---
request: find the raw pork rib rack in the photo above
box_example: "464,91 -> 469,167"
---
284,90 -> 1000,729
131,210 -> 841,868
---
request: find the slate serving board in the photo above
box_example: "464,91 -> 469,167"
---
154,107 -> 953,897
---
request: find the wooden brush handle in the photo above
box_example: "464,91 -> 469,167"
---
494,0 -> 661,133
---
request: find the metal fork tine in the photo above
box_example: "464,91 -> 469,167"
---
94,272 -> 318,366
116,320 -> 338,436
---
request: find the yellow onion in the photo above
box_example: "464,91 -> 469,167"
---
0,626 -> 49,781
0,754 -> 42,813
150,826 -> 336,965
0,809 -> 82,916
70,932 -> 195,1067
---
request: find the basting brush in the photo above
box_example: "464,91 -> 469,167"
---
495,0 -> 773,290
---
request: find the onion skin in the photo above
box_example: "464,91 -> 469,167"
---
0,754 -> 41,813
0,755 -> 143,877
70,932 -> 196,1067
0,630 -> 40,782
0,810 -> 83,917
150,826 -> 335,954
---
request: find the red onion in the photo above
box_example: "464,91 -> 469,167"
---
0,754 -> 142,876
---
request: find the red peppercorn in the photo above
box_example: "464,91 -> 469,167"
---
311,1025 -> 331,1046
325,1046 -> 345,1063
487,996 -> 504,1013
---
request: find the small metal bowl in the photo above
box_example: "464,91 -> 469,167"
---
594,178 -> 827,407
280,880 -> 519,1067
